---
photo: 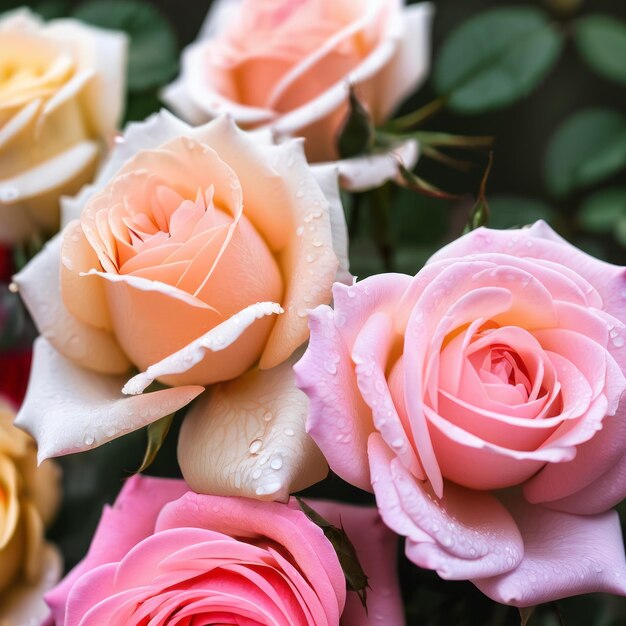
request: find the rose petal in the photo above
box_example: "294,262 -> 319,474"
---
524,406 -> 626,512
15,338 -> 203,461
122,301 -> 283,394
295,274 -> 412,490
323,139 -> 419,193
368,2 -> 434,120
257,139 -> 339,369
309,163 -> 350,283
13,235 -> 131,375
294,304 -> 374,492
46,20 -> 127,137
473,496 -> 626,606
45,475 -> 187,625
178,354 -> 328,501
369,434 -> 524,580
60,220 -> 112,330
155,492 -> 346,623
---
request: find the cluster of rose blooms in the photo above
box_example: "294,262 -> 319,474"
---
1,1 -> 625,624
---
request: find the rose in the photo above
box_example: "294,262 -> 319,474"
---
295,221 -> 626,606
0,9 -> 127,244
14,111 -> 347,500
162,0 -> 433,179
44,474 -> 404,626
0,404 -> 61,623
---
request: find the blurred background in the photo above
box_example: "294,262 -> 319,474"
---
0,0 -> 625,624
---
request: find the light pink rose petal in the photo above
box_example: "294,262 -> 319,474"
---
473,496 -> 626,606
369,434 -> 524,580
352,310 -> 423,477
15,338 -> 203,461
178,354 -> 328,501
429,221 -> 625,321
295,273 -> 413,490
524,406 -> 626,512
294,305 -> 374,491
45,475 -> 187,625
540,447 -> 626,515
311,500 -> 405,626
425,404 -> 573,490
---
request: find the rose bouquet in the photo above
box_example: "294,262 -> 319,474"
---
1,0 -> 625,624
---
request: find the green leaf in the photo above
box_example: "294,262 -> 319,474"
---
544,108 -> 626,197
574,15 -> 626,85
337,86 -> 374,159
296,498 -> 369,609
578,187 -> 626,234
434,7 -> 563,113
137,413 -> 175,473
488,195 -> 555,229
73,0 -> 178,91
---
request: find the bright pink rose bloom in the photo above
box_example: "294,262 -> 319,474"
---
44,475 -> 403,625
296,221 -> 626,606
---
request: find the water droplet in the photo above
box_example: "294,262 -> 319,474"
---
263,411 -> 273,422
251,468 -> 262,479
83,434 -> 95,446
248,439 -> 262,454
270,456 -> 283,470
284,428 -> 295,437
296,226 -> 304,236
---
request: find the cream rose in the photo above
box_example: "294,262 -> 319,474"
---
162,0 -> 432,185
0,404 -> 61,624
15,111 -> 347,501
0,9 -> 127,244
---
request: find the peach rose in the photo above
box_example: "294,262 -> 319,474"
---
0,9 -> 127,244
162,0 -> 433,186
0,404 -> 61,624
15,111 -> 347,500
296,222 -> 626,606
44,475 -> 404,626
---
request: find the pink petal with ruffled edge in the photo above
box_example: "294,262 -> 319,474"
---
369,434 -> 524,580
295,273 -> 412,490
45,475 -> 188,626
474,496 -> 626,606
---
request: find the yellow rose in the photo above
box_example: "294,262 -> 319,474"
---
0,9 -> 127,244
0,404 -> 61,624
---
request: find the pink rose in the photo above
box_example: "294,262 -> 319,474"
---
45,475 -> 404,626
295,221 -> 626,606
162,0 -> 432,185
14,111 -> 347,500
